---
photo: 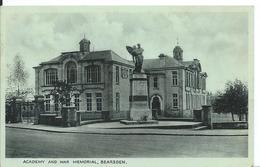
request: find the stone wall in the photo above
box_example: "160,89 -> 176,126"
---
80,111 -> 102,121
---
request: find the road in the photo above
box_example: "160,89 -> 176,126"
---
6,128 -> 248,158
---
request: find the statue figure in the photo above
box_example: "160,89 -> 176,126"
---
126,43 -> 144,73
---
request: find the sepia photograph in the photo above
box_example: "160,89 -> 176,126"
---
0,6 -> 254,167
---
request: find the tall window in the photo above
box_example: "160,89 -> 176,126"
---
65,94 -> 70,106
66,61 -> 77,83
45,95 -> 50,111
116,92 -> 120,112
172,71 -> 178,86
116,66 -> 119,85
54,94 -> 59,111
74,94 -> 80,111
45,69 -> 58,85
85,65 -> 101,83
153,76 -> 158,88
186,93 -> 189,109
96,93 -> 102,111
86,93 -> 92,111
172,93 -> 178,109
185,71 -> 188,87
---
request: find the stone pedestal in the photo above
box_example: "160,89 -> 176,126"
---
129,73 -> 152,121
61,106 -> 80,127
33,95 -> 45,125
9,97 -> 23,123
202,105 -> 213,129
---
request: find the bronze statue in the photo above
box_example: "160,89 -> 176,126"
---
126,43 -> 144,73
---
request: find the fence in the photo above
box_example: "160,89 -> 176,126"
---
211,112 -> 246,123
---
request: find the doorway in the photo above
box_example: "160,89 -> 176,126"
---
151,96 -> 162,119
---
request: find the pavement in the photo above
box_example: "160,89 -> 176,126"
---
5,121 -> 248,136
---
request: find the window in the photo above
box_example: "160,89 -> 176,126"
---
153,76 -> 158,88
172,93 -> 178,109
188,73 -> 191,87
116,66 -> 119,85
74,94 -> 80,111
45,95 -> 50,111
186,93 -> 189,109
66,61 -> 77,83
116,92 -> 120,112
172,71 -> 178,86
45,69 -> 58,85
85,65 -> 101,83
96,93 -> 102,111
86,93 -> 92,111
54,94 -> 59,111
185,71 -> 188,87
65,94 -> 70,106
193,74 -> 196,88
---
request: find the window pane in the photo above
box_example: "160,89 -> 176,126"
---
172,71 -> 178,86
85,65 -> 101,83
173,93 -> 178,108
116,92 -> 120,112
86,93 -> 92,111
153,77 -> 158,88
67,62 -> 77,83
45,69 -> 58,85
96,93 -> 102,111
75,94 -> 80,111
116,66 -> 119,84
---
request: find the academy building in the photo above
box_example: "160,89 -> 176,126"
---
34,37 -> 208,120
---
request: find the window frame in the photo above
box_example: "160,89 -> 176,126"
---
66,61 -> 77,84
85,65 -> 101,84
45,95 -> 51,111
153,76 -> 158,88
45,68 -> 58,86
96,93 -> 102,111
116,66 -> 120,85
116,92 -> 120,112
172,70 -> 178,86
172,93 -> 178,109
86,93 -> 92,111
74,94 -> 80,111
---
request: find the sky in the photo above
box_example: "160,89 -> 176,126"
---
3,7 -> 251,93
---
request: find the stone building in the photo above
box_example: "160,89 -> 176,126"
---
34,37 -> 134,120
34,37 -> 208,120
144,45 -> 208,118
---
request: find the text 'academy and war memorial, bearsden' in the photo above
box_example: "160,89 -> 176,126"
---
33,37 -> 208,123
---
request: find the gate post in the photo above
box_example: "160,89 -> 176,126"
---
34,95 -> 45,125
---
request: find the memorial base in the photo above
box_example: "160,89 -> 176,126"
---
120,119 -> 158,125
121,73 -> 157,125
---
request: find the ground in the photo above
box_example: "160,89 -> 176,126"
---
6,128 -> 248,158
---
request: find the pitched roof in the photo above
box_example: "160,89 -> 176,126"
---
40,50 -> 134,67
143,55 -> 184,70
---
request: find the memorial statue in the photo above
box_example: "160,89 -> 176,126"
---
126,43 -> 144,73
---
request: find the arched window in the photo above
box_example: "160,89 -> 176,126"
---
66,61 -> 77,83
45,68 -> 58,85
85,65 -> 101,83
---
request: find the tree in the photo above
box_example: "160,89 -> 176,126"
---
50,80 -> 79,107
7,54 -> 29,97
212,79 -> 248,121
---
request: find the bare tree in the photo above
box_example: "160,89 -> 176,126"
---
7,54 -> 29,97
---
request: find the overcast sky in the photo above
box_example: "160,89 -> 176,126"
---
3,7 -> 250,93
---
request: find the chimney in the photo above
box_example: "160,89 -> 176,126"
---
159,53 -> 166,67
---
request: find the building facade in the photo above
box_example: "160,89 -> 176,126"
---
34,38 -> 134,120
34,38 -> 208,120
144,45 -> 208,118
